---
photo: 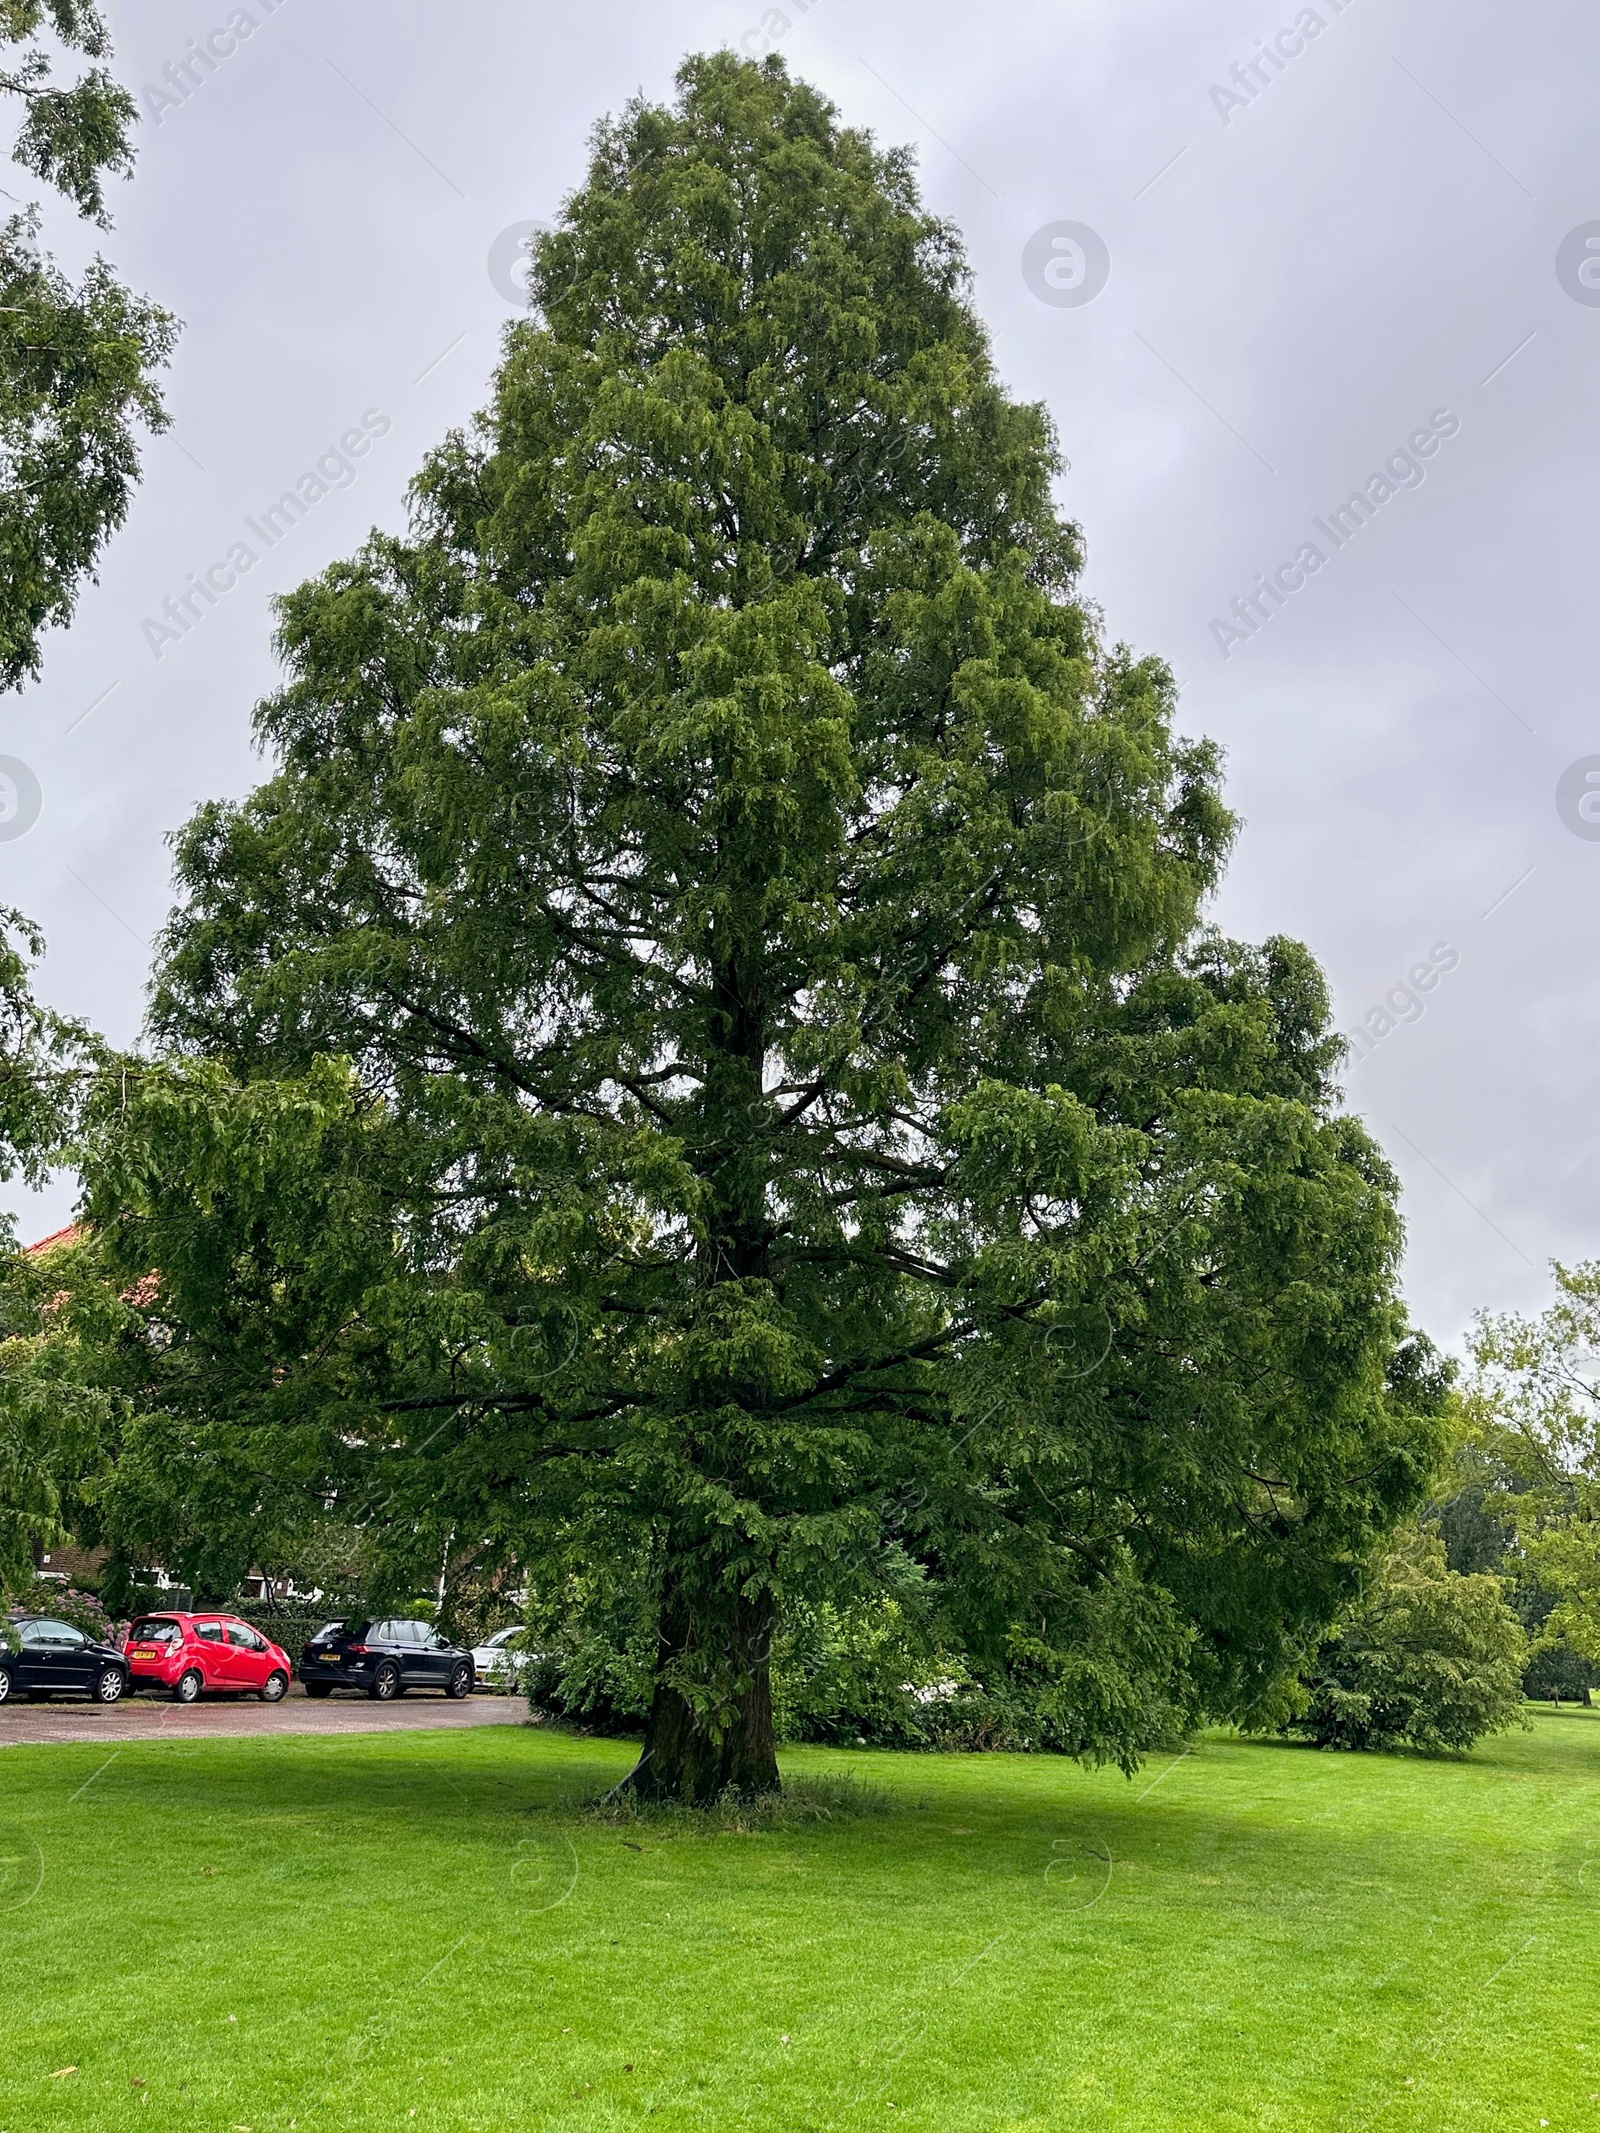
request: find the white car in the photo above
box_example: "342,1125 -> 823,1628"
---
471,1626 -> 534,1691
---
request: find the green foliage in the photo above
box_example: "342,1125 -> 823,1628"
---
1284,1532 -> 1528,1754
1426,1394 -> 1600,1702
1465,1264 -> 1600,1676
0,213 -> 175,688
0,4 -> 173,689
0,904 -> 91,1180
77,54 -> 1438,1781
0,922 -> 108,1595
774,1595 -> 964,1747
0,0 -> 134,222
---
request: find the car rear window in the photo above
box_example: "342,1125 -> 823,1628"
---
315,1620 -> 370,1643
130,1618 -> 182,1644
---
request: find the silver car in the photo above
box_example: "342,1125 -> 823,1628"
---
470,1626 -> 533,1692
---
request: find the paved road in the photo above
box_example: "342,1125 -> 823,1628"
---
0,1685 -> 526,1747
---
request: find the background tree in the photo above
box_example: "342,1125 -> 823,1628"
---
1460,1264 -> 1600,1687
0,0 -> 174,690
0,909 -> 102,1591
0,1 -> 169,1570
81,54 -> 1441,1800
1281,1528 -> 1527,1754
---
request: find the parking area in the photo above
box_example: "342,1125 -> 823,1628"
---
0,1683 -> 526,1747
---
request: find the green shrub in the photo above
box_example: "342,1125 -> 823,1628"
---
1283,1534 -> 1528,1754
226,1608 -> 334,1668
515,1572 -> 1186,1764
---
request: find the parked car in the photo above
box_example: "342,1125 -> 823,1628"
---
121,1612 -> 291,1704
471,1625 -> 535,1692
0,1615 -> 130,1704
297,1618 -> 474,1701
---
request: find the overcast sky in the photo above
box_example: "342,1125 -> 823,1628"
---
1,0 -> 1592,1350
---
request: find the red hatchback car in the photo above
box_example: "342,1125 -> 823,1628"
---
122,1612 -> 292,1704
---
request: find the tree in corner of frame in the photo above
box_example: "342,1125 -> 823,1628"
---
77,53 -> 1444,1801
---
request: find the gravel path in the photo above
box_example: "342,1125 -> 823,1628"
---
0,1685 -> 525,1747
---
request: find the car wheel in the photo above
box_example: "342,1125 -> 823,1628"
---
446,1663 -> 472,1700
0,1668 -> 11,1703
174,1670 -> 203,1705
370,1662 -> 400,1702
304,1681 -> 333,1699
95,1667 -> 126,1704
260,1670 -> 288,1703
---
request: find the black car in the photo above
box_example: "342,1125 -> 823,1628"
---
297,1618 -> 474,1702
0,1615 -> 130,1705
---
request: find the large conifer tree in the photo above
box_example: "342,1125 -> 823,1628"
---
84,54 -> 1439,1798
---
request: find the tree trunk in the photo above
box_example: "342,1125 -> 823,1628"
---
625,1584 -> 780,1804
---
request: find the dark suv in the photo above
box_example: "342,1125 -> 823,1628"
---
297,1618 -> 474,1702
0,1615 -> 130,1705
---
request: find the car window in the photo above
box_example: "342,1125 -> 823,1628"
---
488,1629 -> 519,1648
226,1623 -> 266,1651
313,1621 -> 347,1641
130,1617 -> 182,1644
193,1621 -> 225,1644
396,1622 -> 426,1646
21,1619 -> 84,1649
365,1620 -> 392,1643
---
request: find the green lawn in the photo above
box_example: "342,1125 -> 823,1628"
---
3,1711 -> 1599,2130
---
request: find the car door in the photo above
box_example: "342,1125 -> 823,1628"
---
14,1620 -> 60,1691
413,1627 -> 454,1691
223,1621 -> 270,1690
190,1619 -> 229,1690
58,1624 -> 96,1695
23,1620 -> 94,1693
388,1620 -> 425,1686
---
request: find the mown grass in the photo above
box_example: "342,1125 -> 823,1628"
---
3,1709 -> 1599,2129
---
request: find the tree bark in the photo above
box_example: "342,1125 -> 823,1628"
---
625,1583 -> 780,1804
